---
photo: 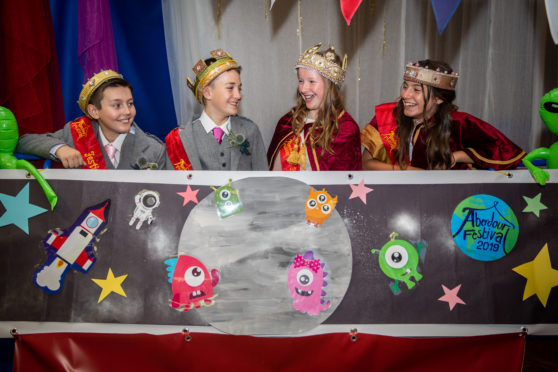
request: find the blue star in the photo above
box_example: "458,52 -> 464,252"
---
0,183 -> 47,234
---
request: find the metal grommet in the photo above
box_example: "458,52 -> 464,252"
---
187,173 -> 193,180
347,173 -> 353,180
9,328 -> 18,337
183,328 -> 192,342
349,328 -> 358,342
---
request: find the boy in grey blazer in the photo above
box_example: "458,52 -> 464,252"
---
16,70 -> 166,170
165,49 -> 267,170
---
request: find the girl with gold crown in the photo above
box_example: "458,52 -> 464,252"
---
361,59 -> 525,170
267,44 -> 361,171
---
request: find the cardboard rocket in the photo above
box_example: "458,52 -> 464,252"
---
33,200 -> 111,294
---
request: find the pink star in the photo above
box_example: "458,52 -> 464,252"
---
438,284 -> 466,311
349,179 -> 373,204
177,185 -> 199,206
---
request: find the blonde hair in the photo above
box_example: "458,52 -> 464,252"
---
291,50 -> 345,154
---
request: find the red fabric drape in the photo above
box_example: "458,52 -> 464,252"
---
14,331 -> 525,372
0,0 -> 65,135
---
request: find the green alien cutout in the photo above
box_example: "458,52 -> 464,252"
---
371,232 -> 425,294
523,88 -> 558,186
211,179 -> 242,218
0,107 -> 57,210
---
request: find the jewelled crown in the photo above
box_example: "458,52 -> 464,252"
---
78,70 -> 124,115
186,49 -> 240,103
403,62 -> 459,90
295,43 -> 347,85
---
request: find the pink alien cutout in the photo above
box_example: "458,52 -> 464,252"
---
287,251 -> 331,315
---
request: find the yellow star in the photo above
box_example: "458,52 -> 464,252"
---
512,244 -> 558,307
92,268 -> 128,303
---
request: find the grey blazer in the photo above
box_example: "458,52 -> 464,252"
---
16,120 -> 167,169
165,115 -> 268,170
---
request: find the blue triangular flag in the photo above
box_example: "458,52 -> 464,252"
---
431,0 -> 462,34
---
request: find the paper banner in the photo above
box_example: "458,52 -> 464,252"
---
431,0 -> 461,34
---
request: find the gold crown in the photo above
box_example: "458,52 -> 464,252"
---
403,62 -> 459,90
295,43 -> 347,85
186,49 -> 240,103
78,70 -> 123,116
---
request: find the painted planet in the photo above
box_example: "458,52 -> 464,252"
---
450,194 -> 519,261
176,177 -> 352,335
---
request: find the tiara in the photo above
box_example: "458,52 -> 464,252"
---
403,62 -> 459,90
186,49 -> 240,103
295,43 -> 347,85
78,70 -> 123,115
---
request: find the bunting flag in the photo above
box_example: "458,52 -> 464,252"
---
0,0 -> 65,135
431,0 -> 462,34
78,0 -> 119,82
340,0 -> 363,26
546,0 -> 558,44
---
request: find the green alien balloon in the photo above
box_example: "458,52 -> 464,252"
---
0,107 -> 57,209
523,88 -> 558,186
211,179 -> 242,218
372,232 -> 424,294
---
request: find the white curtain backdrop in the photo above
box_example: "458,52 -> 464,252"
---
162,0 -> 558,152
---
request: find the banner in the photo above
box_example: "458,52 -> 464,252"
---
0,170 -> 557,337
13,331 -> 525,372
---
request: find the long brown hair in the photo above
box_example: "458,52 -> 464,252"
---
395,59 -> 458,169
291,51 -> 345,154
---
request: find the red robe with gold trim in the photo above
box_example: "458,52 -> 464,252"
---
360,102 -> 526,170
267,111 -> 362,171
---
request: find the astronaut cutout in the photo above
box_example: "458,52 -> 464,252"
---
129,190 -> 160,230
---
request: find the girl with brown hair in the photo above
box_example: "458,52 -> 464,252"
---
361,59 -> 525,170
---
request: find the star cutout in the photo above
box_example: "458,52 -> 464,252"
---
438,284 -> 466,311
177,185 -> 199,206
0,183 -> 47,234
522,193 -> 547,217
92,268 -> 128,303
512,243 -> 558,307
349,179 -> 373,204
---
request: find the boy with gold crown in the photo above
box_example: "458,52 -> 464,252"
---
361,60 -> 525,170
165,49 -> 267,170
267,43 -> 361,171
16,70 -> 167,169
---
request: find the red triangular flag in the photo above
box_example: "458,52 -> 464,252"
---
340,0 -> 363,26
